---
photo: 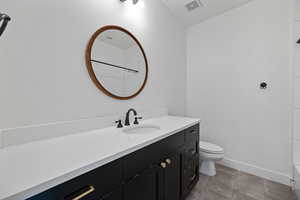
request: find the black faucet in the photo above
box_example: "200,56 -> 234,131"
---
115,120 -> 123,128
125,108 -> 139,126
0,13 -> 11,37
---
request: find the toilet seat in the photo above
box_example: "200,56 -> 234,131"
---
200,141 -> 224,154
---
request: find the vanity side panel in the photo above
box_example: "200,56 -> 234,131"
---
181,123 -> 200,199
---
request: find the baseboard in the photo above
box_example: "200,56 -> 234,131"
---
218,158 -> 292,186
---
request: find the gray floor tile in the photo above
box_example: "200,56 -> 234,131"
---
216,164 -> 239,176
233,191 -> 261,200
263,195 -> 297,200
190,165 -> 296,200
194,174 -> 210,193
205,169 -> 237,199
237,172 -> 265,200
206,178 -> 234,199
200,189 -> 231,200
186,189 -> 202,200
264,180 -> 296,200
211,165 -> 238,185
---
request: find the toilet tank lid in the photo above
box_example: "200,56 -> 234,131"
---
200,141 -> 224,154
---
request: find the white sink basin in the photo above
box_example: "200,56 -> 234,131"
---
123,125 -> 161,134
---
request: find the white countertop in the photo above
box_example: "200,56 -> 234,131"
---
0,116 -> 200,200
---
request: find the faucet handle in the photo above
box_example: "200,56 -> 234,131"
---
134,117 -> 143,125
115,120 -> 123,128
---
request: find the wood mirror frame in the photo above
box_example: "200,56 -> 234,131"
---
85,25 -> 148,100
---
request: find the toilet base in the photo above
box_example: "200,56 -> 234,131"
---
200,160 -> 216,176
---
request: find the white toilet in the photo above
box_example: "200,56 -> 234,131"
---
199,141 -> 224,176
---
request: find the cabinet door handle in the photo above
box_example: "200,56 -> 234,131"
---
160,162 -> 167,168
71,185 -> 95,200
165,159 -> 171,165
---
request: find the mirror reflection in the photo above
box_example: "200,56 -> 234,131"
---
89,28 -> 147,98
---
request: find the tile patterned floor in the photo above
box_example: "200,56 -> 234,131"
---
187,165 -> 297,200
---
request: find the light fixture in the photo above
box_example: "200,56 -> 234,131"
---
120,0 -> 139,5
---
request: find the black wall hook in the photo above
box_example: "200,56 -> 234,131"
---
260,82 -> 268,89
297,38 -> 300,44
0,13 -> 11,37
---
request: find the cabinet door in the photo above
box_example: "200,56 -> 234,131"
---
164,153 -> 181,200
100,188 -> 122,200
124,166 -> 163,200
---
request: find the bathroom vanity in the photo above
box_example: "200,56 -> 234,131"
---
27,123 -> 199,200
0,116 -> 200,200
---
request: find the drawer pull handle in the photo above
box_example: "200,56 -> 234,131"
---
166,159 -> 171,165
160,162 -> 167,169
72,185 -> 95,200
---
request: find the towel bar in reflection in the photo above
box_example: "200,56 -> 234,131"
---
91,59 -> 139,73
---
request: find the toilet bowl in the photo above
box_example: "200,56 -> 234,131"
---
199,141 -> 224,176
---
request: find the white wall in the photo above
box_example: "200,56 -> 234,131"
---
296,0 -> 300,22
187,0 -> 293,184
0,0 -> 187,129
293,0 -> 300,165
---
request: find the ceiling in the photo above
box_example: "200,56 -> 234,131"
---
161,0 -> 253,26
98,30 -> 136,50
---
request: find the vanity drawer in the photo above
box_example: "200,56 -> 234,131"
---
159,131 -> 185,159
185,124 -> 199,144
61,159 -> 122,199
27,159 -> 122,200
124,131 -> 184,180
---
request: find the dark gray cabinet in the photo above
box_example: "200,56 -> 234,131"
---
124,166 -> 162,200
97,188 -> 122,200
182,125 -> 200,199
27,123 -> 200,200
163,153 -> 181,200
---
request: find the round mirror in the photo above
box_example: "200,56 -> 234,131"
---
85,26 -> 148,100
